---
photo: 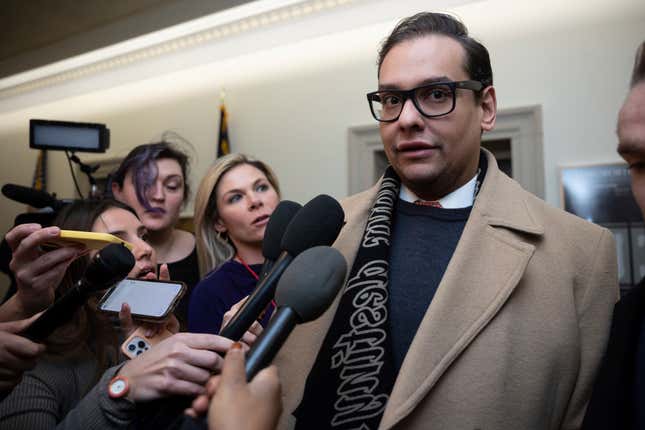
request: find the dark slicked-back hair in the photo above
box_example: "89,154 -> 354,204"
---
378,12 -> 493,95
631,41 -> 645,87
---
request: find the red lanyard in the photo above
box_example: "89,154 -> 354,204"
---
236,254 -> 259,281
236,254 -> 277,312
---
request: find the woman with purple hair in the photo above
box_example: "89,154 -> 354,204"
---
111,142 -> 198,329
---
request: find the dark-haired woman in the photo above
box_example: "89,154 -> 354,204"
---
0,199 -> 232,429
111,142 -> 199,328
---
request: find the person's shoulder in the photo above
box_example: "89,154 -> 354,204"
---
193,261 -> 241,292
340,182 -> 381,218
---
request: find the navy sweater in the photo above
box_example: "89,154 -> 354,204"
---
187,260 -> 272,335
388,199 -> 471,373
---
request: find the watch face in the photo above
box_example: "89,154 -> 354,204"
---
109,377 -> 129,398
111,379 -> 127,394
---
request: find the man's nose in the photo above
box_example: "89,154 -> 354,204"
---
397,98 -> 424,128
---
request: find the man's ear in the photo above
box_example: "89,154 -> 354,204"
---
480,86 -> 497,132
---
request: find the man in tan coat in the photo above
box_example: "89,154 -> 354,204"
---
273,12 -> 618,430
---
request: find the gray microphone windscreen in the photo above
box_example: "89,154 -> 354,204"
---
274,246 -> 347,322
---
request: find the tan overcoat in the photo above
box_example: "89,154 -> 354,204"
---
274,150 -> 618,430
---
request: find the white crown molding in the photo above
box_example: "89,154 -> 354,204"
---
0,0 -> 359,100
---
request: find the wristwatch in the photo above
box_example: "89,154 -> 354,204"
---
107,375 -> 130,399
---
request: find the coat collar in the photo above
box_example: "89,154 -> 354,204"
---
474,149 -> 545,236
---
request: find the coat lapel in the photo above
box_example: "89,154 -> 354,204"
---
380,151 -> 544,429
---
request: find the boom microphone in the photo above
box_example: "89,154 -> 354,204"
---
2,183 -> 67,210
245,246 -> 347,379
220,194 -> 344,341
22,243 -> 135,341
259,200 -> 302,280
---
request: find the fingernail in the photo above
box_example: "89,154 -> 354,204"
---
145,329 -> 153,337
231,342 -> 242,350
48,227 -> 60,235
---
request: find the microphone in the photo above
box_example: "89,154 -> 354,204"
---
220,194 -> 344,341
22,243 -> 135,341
2,183 -> 68,210
259,200 -> 302,280
245,246 -> 347,379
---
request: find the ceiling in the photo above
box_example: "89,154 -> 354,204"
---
0,0 -> 253,78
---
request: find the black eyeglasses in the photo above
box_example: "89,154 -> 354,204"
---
366,80 -> 484,122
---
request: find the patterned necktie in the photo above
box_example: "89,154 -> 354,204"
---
414,199 -> 442,208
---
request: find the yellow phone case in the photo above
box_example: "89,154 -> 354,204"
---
45,230 -> 133,251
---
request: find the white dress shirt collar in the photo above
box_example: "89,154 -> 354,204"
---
399,173 -> 478,209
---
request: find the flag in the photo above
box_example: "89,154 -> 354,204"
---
217,103 -> 230,158
32,150 -> 47,191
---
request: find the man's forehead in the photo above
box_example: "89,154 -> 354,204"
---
378,35 -> 467,87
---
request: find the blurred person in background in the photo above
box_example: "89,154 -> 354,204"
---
583,41 -> 645,430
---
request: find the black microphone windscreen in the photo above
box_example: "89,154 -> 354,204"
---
2,183 -> 57,208
84,243 -> 135,292
280,195 -> 344,256
275,246 -> 347,322
262,200 -> 302,260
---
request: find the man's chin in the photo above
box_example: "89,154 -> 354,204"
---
395,164 -> 441,187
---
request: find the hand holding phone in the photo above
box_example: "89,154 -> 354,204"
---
121,326 -> 174,359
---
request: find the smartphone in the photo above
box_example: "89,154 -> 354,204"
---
121,326 -> 173,359
97,278 -> 186,321
44,230 -> 133,251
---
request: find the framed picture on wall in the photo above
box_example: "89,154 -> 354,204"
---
560,162 -> 644,293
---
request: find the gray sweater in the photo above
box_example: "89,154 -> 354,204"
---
0,354 -> 136,429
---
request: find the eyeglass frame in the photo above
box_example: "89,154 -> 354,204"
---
366,80 -> 484,123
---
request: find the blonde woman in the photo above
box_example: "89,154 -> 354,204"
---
189,154 -> 281,334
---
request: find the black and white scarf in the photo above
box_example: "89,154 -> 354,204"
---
294,166 -> 401,430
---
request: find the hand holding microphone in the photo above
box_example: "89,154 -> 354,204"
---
21,242 -> 135,341
0,224 -> 87,322
188,246 -> 347,424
